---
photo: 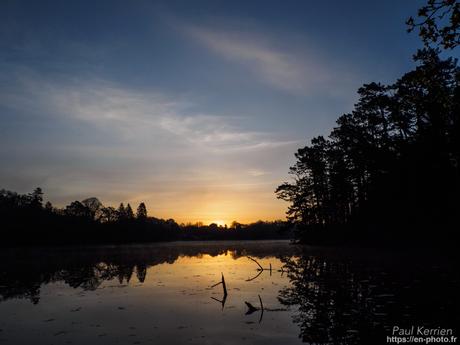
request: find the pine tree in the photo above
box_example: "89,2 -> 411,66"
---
136,202 -> 148,221
45,201 -> 53,212
117,203 -> 126,221
125,203 -> 134,219
30,187 -> 43,208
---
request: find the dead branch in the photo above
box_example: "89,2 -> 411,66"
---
258,294 -> 264,311
244,301 -> 258,314
245,269 -> 263,282
210,273 -> 227,296
247,256 -> 264,270
210,273 -> 228,310
221,273 -> 227,297
211,281 -> 222,288
211,294 -> 227,310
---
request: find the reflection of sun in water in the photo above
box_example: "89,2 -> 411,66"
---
211,220 -> 227,227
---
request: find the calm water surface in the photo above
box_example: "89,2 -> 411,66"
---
0,240 -> 458,344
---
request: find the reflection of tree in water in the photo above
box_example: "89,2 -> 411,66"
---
136,263 -> 147,283
0,241 -> 297,304
278,251 -> 460,345
278,255 -> 377,344
0,262 -> 139,304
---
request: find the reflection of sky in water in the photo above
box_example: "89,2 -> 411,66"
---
0,245 -> 301,345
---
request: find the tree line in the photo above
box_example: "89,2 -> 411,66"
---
0,188 -> 291,245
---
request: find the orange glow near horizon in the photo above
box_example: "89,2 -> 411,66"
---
148,200 -> 287,226
210,220 -> 227,226
52,190 -> 288,225
118,185 -> 288,225
50,171 -> 291,225
155,195 -> 287,225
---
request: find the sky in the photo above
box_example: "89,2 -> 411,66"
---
0,0 -> 426,225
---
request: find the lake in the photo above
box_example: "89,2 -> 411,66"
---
0,240 -> 458,344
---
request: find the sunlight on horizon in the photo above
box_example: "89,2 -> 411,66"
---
210,220 -> 227,227
115,190 -> 289,225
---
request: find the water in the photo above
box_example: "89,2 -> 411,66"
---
0,241 -> 458,344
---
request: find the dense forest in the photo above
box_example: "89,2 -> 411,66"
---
276,1 -> 460,245
276,49 -> 459,244
0,188 -> 291,245
277,56 -> 459,244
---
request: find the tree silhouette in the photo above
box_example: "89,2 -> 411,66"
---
99,206 -> 118,223
81,197 -> 103,221
30,187 -> 43,209
0,187 -> 290,245
44,201 -> 53,212
125,203 -> 134,220
65,201 -> 91,219
136,202 -> 148,221
117,203 -> 126,220
276,48 -> 460,244
407,0 -> 460,49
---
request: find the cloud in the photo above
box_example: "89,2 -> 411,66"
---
184,25 -> 333,94
159,113 -> 300,152
0,70 -> 297,153
248,169 -> 269,177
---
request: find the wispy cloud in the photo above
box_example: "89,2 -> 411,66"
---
159,114 -> 299,152
184,25 -> 334,94
248,168 -> 269,177
0,71 -> 297,153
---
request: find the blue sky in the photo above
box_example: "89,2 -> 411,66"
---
0,0 -> 426,224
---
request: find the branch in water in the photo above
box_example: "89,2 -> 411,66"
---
247,256 -> 264,270
245,301 -> 258,314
